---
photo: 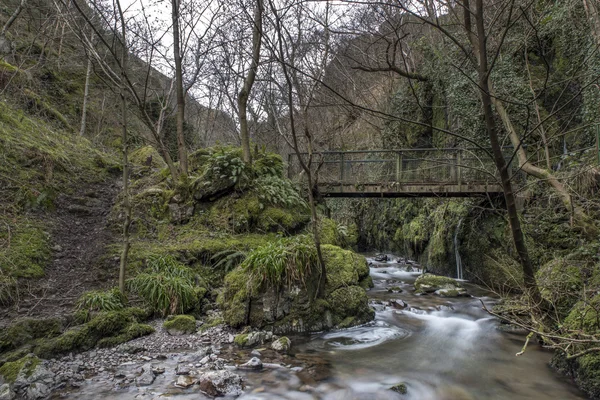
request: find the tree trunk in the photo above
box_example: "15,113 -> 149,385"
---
116,0 -> 131,293
172,0 -> 188,176
474,0 -> 542,303
237,0 -> 263,163
80,57 -> 92,136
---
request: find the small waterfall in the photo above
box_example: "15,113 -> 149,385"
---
454,217 -> 463,280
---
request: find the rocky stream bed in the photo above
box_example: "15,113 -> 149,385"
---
0,255 -> 590,400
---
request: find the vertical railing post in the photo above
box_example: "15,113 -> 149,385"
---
396,151 -> 403,182
287,153 -> 292,179
457,150 -> 462,189
340,152 -> 345,183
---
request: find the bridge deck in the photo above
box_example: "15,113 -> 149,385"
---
288,148 -> 514,197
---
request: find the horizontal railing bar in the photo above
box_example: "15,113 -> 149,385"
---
289,146 -> 519,156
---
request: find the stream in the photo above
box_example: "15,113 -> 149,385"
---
64,255 -> 587,399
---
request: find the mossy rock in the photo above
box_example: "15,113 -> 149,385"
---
130,146 -> 167,169
390,383 -> 408,394
97,323 -> 155,348
0,354 -> 40,383
163,315 -> 196,335
322,244 -> 370,293
414,273 -> 461,294
256,206 -> 309,233
319,218 -> 358,249
327,286 -> 374,327
0,317 -> 63,353
33,308 -> 147,358
233,333 -> 249,348
271,336 -> 291,352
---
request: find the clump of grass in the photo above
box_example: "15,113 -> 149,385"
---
210,249 -> 247,273
241,235 -> 317,290
76,288 -> 126,313
127,255 -> 196,316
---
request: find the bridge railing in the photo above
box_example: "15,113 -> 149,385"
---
287,148 -> 517,186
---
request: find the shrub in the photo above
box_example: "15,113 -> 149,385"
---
254,175 -> 307,210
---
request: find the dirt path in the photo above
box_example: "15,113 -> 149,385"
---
1,178 -> 120,325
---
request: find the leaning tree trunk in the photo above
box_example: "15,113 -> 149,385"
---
474,0 -> 542,303
172,0 -> 188,176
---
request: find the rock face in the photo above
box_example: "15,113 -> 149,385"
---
220,244 -> 375,334
414,273 -> 466,296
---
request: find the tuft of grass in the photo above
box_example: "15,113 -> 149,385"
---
127,255 -> 197,316
76,288 -> 126,313
241,235 -> 317,290
210,249 -> 247,273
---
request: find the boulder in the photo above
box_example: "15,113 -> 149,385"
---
238,357 -> 263,371
163,315 -> 196,335
197,370 -> 243,397
135,364 -> 155,386
25,383 -> 49,400
414,274 -> 463,295
271,337 -> 291,353
174,375 -> 196,388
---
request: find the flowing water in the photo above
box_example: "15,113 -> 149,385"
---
68,255 -> 588,399
454,219 -> 464,280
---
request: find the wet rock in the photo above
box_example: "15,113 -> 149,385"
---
414,273 -> 463,294
176,365 -> 191,376
168,203 -> 194,224
251,350 -> 262,357
271,337 -> 291,353
197,370 -> 243,397
174,375 -> 197,388
25,383 -> 50,400
235,331 -> 273,348
0,384 -> 15,400
135,364 -> 155,386
238,357 -> 263,371
152,366 -> 165,375
374,254 -> 389,262
435,288 -> 469,297
389,299 -> 407,309
387,286 -> 403,293
390,382 -> 407,394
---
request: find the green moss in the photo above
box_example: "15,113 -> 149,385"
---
219,267 -> 256,327
0,317 -> 62,353
322,244 -> 370,293
536,259 -> 582,316
0,216 -> 50,279
0,59 -> 19,73
34,308 -> 144,358
320,218 -> 358,249
200,314 -> 225,331
163,315 -> 196,334
257,206 -> 309,233
234,333 -> 249,347
563,294 -> 600,333
327,286 -> 374,326
0,354 -> 40,383
130,146 -> 167,169
97,323 -> 154,348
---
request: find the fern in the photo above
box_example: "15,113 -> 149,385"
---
254,175 -> 307,210
211,249 -> 247,273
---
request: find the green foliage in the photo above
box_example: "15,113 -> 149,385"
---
254,175 -> 307,210
320,218 -> 358,249
241,235 -> 318,290
252,152 -> 284,177
191,146 -> 251,191
130,145 -> 167,169
211,249 -> 247,273
76,288 -> 126,313
127,255 -> 197,316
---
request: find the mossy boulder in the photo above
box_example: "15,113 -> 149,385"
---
320,218 -> 358,249
219,244 -> 374,333
0,317 -> 63,353
163,315 -> 196,335
414,273 -> 462,294
0,354 -> 40,383
322,244 -> 370,293
97,323 -> 155,348
328,286 -> 374,327
33,308 -> 151,358
233,334 -> 249,348
130,146 -> 167,169
271,336 -> 291,353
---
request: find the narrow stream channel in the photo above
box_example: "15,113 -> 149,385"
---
68,255 -> 588,399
